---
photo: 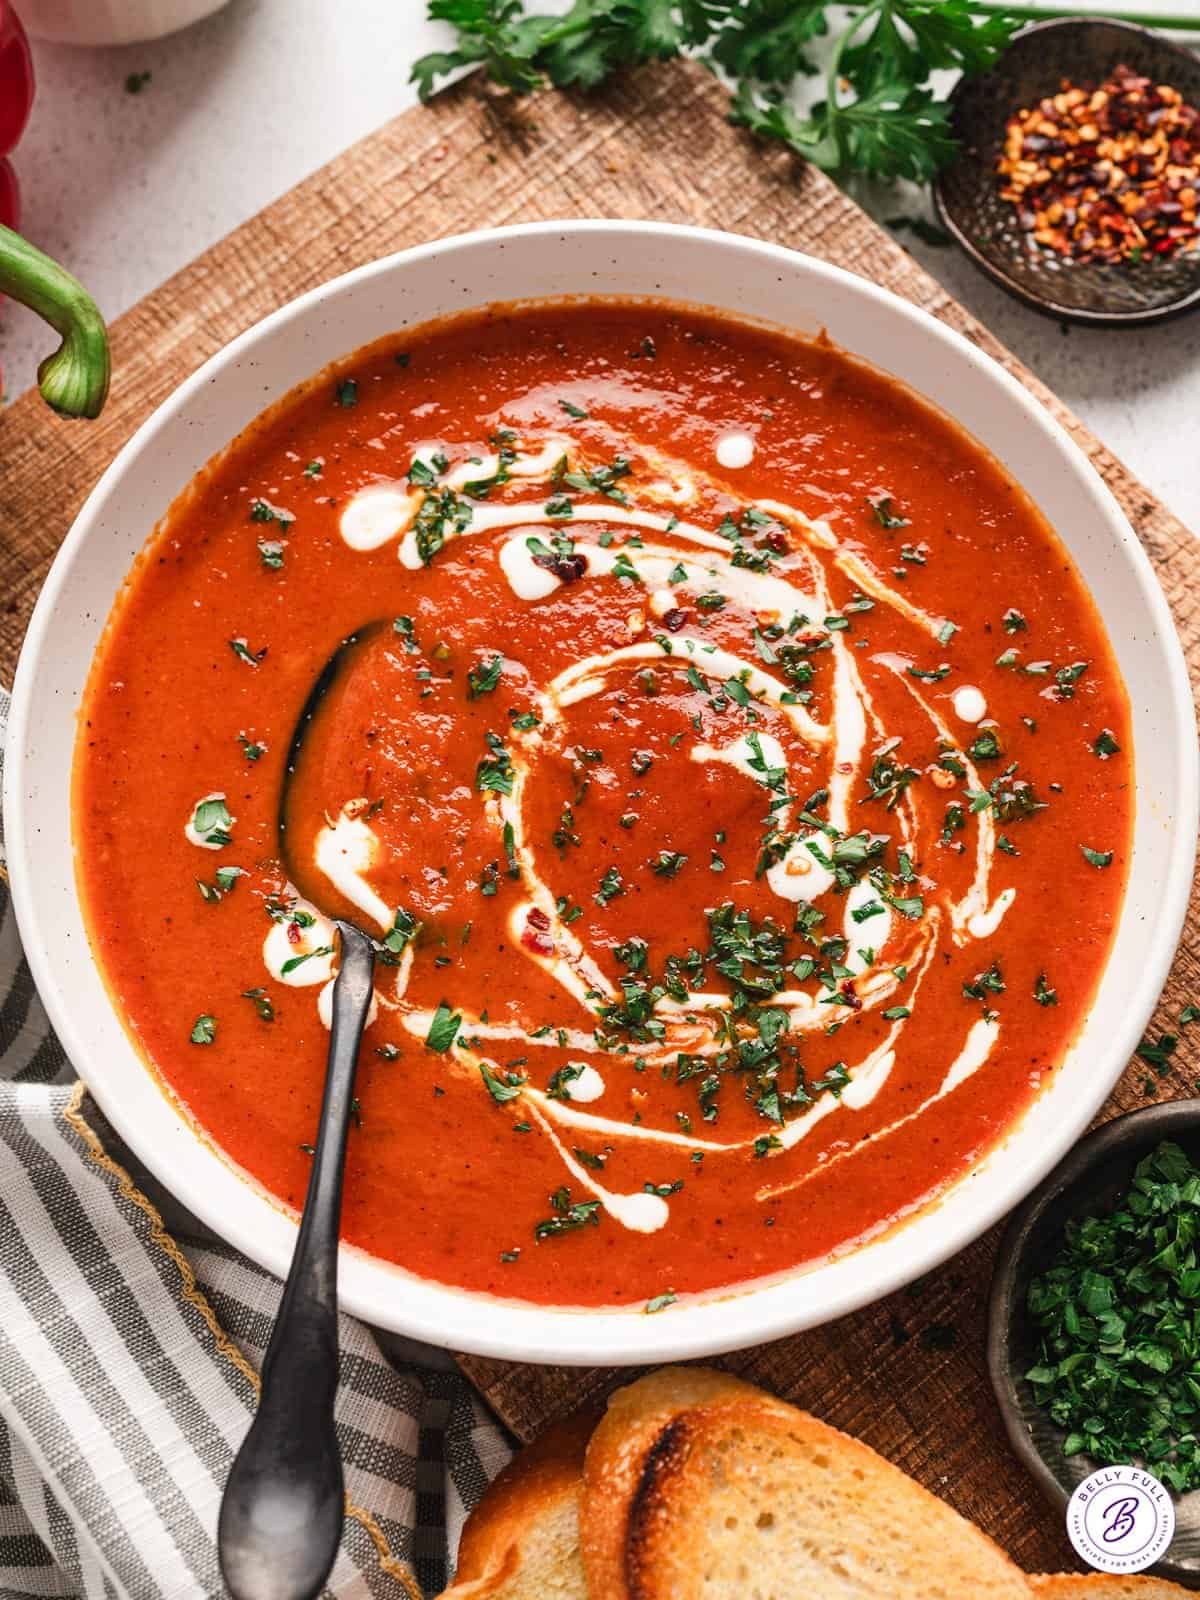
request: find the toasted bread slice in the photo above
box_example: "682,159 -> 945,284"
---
1030,1580 -> 1194,1597
581,1366 -> 1033,1599
438,1409 -> 596,1599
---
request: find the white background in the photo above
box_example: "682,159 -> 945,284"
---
3,0 -> 1198,530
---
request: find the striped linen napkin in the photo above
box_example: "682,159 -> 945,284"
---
0,687 -> 511,1599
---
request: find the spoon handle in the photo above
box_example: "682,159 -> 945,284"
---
218,922 -> 375,1600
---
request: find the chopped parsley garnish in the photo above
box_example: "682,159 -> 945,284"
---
257,538 -> 286,570
475,733 -> 515,796
238,733 -> 266,762
190,796 -> 234,847
378,906 -> 420,964
559,455 -> 632,504
425,1001 -> 462,1053
1081,845 -> 1114,869
413,485 -> 472,565
645,1291 -> 677,1314
1026,1141 -> 1200,1491
189,1015 -> 216,1046
546,1063 -> 585,1100
963,959 -> 1004,1002
461,434 -> 515,498
229,637 -> 267,667
558,398 -> 589,419
864,749 -> 918,811
1055,661 -> 1089,699
393,615 -> 420,652
1137,1034 -> 1178,1070
249,498 -> 293,527
280,944 -> 333,977
534,1186 -> 601,1240
715,505 -> 787,572
595,866 -> 626,906
479,1061 -> 525,1103
651,850 -> 688,879
336,377 -> 358,407
467,653 -> 504,698
906,662 -> 950,683
868,494 -> 909,529
242,988 -> 275,1022
966,763 -> 1046,823
304,459 -> 323,477
196,864 -> 244,902
1034,974 -> 1058,1007
1093,729 -> 1121,759
969,728 -> 1001,762
1002,608 -> 1027,633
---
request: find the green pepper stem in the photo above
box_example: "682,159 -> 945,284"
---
0,224 -> 110,419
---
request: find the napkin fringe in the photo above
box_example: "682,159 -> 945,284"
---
61,1080 -> 423,1600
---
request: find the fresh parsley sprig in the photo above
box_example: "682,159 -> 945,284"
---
414,0 -> 1200,185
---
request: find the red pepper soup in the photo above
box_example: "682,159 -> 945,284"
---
74,301 -> 1132,1309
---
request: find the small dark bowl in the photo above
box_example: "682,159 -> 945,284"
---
989,1101 -> 1200,1586
933,18 -> 1200,328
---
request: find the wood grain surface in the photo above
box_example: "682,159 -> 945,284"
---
2,59 -> 1196,1580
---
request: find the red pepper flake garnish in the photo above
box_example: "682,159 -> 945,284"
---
997,64 -> 1200,265
531,550 -> 588,583
521,907 -> 554,956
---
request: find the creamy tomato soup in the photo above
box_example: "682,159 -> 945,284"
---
75,301 -> 1132,1309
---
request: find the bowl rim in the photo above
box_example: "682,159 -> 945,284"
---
5,217 -> 1197,1365
932,16 -> 1200,330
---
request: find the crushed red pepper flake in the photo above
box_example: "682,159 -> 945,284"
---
997,63 -> 1200,265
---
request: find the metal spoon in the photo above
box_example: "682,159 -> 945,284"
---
219,626 -> 386,1600
218,920 -> 374,1600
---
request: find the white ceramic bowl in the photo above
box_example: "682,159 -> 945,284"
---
13,0 -> 231,46
5,222 -> 1196,1365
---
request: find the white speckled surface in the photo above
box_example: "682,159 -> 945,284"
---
3,0 -> 1197,531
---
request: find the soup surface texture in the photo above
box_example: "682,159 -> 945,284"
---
76,301 -> 1132,1309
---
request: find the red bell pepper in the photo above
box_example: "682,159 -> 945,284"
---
0,2 -> 109,418
0,0 -> 33,228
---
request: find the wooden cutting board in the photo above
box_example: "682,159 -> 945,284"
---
2,58 -> 1197,1580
